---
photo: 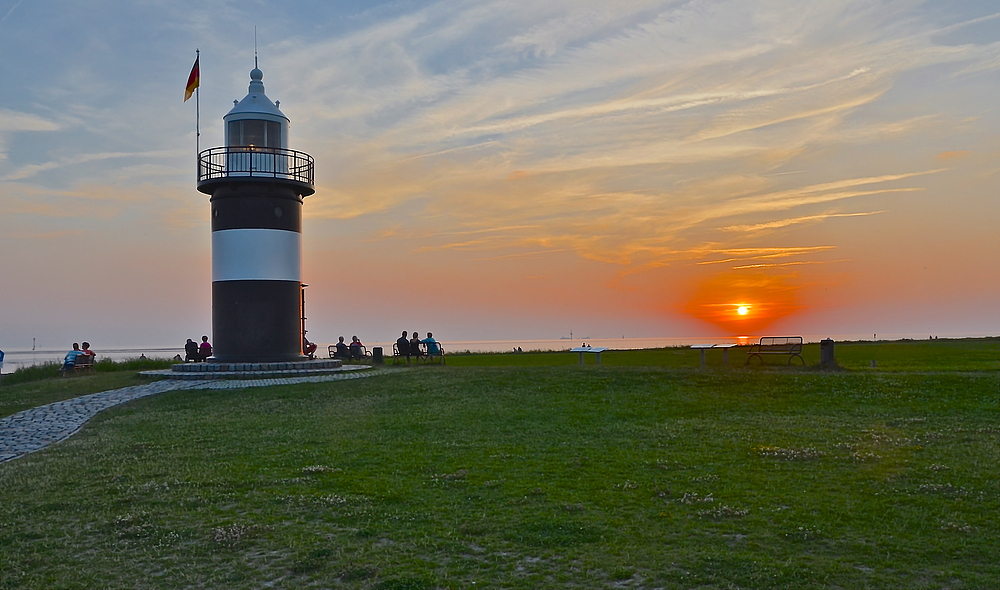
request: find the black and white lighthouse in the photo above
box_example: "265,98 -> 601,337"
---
197,66 -> 314,362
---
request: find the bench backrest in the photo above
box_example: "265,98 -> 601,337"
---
755,336 -> 803,353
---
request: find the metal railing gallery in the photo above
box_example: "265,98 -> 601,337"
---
198,146 -> 314,186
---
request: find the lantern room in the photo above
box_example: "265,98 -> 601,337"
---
224,67 -> 287,149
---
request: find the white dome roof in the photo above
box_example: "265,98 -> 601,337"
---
225,67 -> 287,120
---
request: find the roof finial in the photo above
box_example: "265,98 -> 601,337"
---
254,26 -> 258,69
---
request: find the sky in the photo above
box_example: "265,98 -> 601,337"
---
1,0 -> 998,350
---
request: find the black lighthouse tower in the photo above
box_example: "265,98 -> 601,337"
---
197,66 -> 314,362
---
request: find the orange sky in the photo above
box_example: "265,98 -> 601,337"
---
1,2 -> 999,349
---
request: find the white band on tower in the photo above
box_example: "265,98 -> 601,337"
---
212,228 -> 301,282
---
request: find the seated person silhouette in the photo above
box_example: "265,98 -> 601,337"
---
185,339 -> 200,362
198,336 -> 212,360
422,332 -> 440,356
410,330 -> 425,358
80,342 -> 96,362
303,339 -> 318,359
349,336 -> 364,360
396,331 -> 410,361
334,336 -> 351,359
60,343 -> 84,374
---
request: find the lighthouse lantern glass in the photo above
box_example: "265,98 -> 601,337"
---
228,120 -> 281,148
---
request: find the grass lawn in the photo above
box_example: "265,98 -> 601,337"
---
446,337 -> 999,372
1,340 -> 998,589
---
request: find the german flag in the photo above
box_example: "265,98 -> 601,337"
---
184,56 -> 200,102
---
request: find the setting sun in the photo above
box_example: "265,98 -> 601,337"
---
682,271 -> 803,334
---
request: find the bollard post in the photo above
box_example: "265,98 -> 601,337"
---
820,339 -> 835,369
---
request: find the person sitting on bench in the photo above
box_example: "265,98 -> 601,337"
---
334,336 -> 351,359
410,330 -> 425,358
349,336 -> 364,360
80,342 -> 96,362
422,332 -> 440,356
184,338 -> 200,362
61,343 -> 84,373
396,331 -> 410,361
198,336 -> 212,361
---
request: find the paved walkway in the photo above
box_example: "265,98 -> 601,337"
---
0,369 -> 388,464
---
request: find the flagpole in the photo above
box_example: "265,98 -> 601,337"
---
195,49 -> 200,158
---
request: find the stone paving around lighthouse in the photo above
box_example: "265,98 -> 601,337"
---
0,368 -> 387,464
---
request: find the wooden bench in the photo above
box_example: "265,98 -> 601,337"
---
746,336 -> 804,365
60,354 -> 95,376
392,341 -> 446,364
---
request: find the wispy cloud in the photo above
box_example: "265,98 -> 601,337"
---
0,0 -> 27,27
935,150 -> 970,160
720,210 -> 886,232
0,108 -> 57,133
0,149 -> 185,181
696,246 -> 838,264
732,260 -> 846,270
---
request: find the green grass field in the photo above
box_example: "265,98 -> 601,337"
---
0,339 -> 997,589
446,338 -> 999,372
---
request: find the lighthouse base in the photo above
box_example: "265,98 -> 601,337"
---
212,280 -> 303,362
139,359 -> 372,381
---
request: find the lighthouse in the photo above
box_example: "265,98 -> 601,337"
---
197,65 -> 314,362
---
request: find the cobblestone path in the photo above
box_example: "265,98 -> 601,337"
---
0,369 -> 387,464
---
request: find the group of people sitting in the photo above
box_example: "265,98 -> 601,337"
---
396,330 -> 441,360
184,336 -> 213,362
61,342 -> 96,374
331,335 -> 367,361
